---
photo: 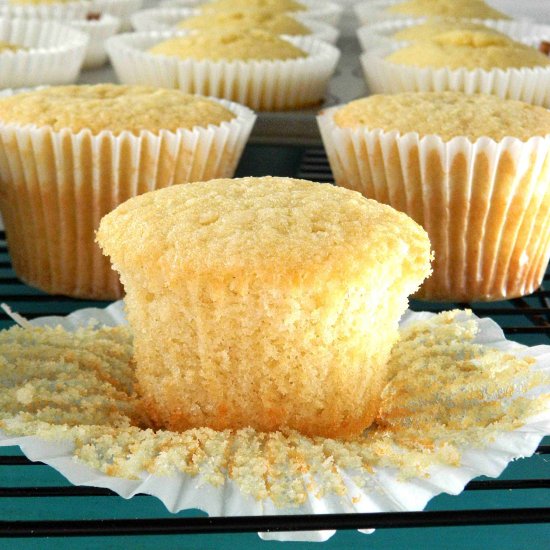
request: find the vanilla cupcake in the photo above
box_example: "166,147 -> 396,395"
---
362,30 -> 550,106
199,0 -> 306,13
0,0 -> 91,19
318,91 -> 550,301
97,176 -> 432,438
0,85 -> 255,300
0,18 -> 87,88
107,29 -> 340,111
354,0 -> 510,24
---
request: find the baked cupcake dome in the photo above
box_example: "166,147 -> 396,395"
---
97,176 -> 432,438
318,91 -> 550,301
0,84 -> 255,300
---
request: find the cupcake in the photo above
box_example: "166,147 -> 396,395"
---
354,0 -> 511,24
106,29 -> 340,111
96,176 -> 432,438
0,17 -> 87,88
0,84 -> 255,300
0,0 -> 91,19
318,91 -> 550,301
199,0 -> 306,14
362,30 -> 550,106
130,7 -> 340,44
91,0 -> 143,31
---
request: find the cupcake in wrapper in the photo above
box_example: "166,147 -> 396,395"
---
0,85 -> 256,300
0,0 -> 91,19
69,13 -> 120,69
97,177 -> 432,439
130,7 -> 340,45
361,30 -> 550,107
91,0 -> 142,31
354,0 -> 512,25
0,17 -> 88,88
106,29 -> 340,111
318,91 -> 550,302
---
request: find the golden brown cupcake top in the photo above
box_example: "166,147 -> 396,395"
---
176,9 -> 311,35
97,176 -> 431,287
149,29 -> 307,61
333,92 -> 550,142
393,19 -> 504,42
386,0 -> 510,20
387,30 -> 550,70
201,0 -> 305,13
0,84 -> 236,135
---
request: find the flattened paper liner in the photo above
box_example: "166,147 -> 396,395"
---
0,17 -> 88,88
357,18 -> 550,52
317,105 -> 550,301
130,7 -> 340,45
106,31 -> 340,111
0,96 -> 255,300
361,43 -> 550,107
0,302 -> 548,543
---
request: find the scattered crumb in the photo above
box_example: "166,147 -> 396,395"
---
0,311 -> 548,508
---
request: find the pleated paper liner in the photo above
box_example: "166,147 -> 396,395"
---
318,106 -> 550,302
91,0 -> 142,31
0,302 -> 548,543
106,31 -> 340,111
130,7 -> 340,45
0,0 -> 90,20
159,0 -> 344,26
357,18 -> 550,52
69,13 -> 120,69
0,18 -> 88,88
361,42 -> 550,107
0,96 -> 256,300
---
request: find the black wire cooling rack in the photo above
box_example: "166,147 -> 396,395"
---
0,147 -> 549,540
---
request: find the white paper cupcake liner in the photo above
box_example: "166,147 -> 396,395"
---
160,0 -> 344,26
69,13 -> 120,69
354,0 -> 517,25
0,18 -> 88,88
106,30 -> 340,111
91,0 -> 142,31
0,302 -> 548,543
318,105 -> 550,301
0,94 -> 255,300
357,18 -> 550,52
361,43 -> 550,107
0,0 -> 90,20
130,7 -> 340,44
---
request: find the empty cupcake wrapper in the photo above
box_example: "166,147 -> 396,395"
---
357,18 -> 550,52
130,7 -> 340,45
0,0 -> 90,20
91,0 -> 143,31
106,31 -> 340,111
0,96 -> 256,300
0,18 -> 88,88
318,105 -> 550,301
69,13 -> 120,69
361,43 -> 550,107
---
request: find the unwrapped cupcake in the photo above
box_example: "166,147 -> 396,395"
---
362,29 -> 550,106
318,91 -> 550,301
97,176 -> 432,438
107,28 -> 340,111
0,84 -> 255,300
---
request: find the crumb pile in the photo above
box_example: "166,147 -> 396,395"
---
0,311 -> 548,508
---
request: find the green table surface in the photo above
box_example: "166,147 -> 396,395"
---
0,145 -> 548,549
